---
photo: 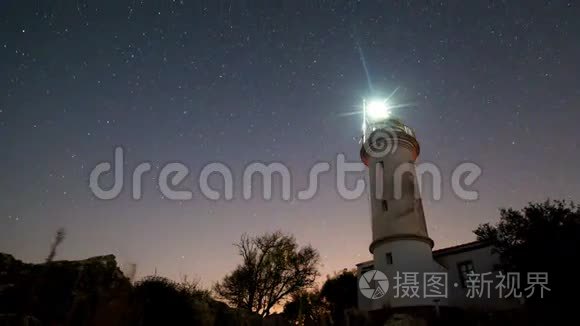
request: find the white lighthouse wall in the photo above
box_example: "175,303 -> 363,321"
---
361,127 -> 448,310
371,240 -> 449,310
367,148 -> 430,244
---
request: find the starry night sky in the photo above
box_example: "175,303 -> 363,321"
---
1,1 -> 579,286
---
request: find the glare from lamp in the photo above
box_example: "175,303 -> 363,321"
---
366,99 -> 391,121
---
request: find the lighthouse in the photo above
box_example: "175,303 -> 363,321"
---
359,99 -> 448,310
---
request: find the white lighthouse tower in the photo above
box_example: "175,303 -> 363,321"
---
359,99 -> 448,310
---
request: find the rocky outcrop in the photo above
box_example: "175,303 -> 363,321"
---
0,253 -> 275,325
0,252 -> 131,325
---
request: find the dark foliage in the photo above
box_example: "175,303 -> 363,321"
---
474,199 -> 580,323
319,270 -> 358,325
131,276 -> 199,325
283,290 -> 327,325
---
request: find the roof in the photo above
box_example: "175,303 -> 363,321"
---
355,260 -> 373,267
355,240 -> 493,267
432,240 -> 491,258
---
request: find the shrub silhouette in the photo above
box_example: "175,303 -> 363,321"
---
131,276 -> 197,325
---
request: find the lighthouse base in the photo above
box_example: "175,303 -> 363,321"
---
364,239 -> 449,311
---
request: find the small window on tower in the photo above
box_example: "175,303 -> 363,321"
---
382,199 -> 388,211
406,174 -> 416,198
386,252 -> 393,265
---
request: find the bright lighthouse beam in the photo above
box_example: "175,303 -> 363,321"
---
366,99 -> 391,121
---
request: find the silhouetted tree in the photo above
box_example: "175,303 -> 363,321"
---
474,199 -> 580,323
319,269 -> 358,325
283,290 -> 327,325
214,231 -> 320,316
131,276 -> 197,325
